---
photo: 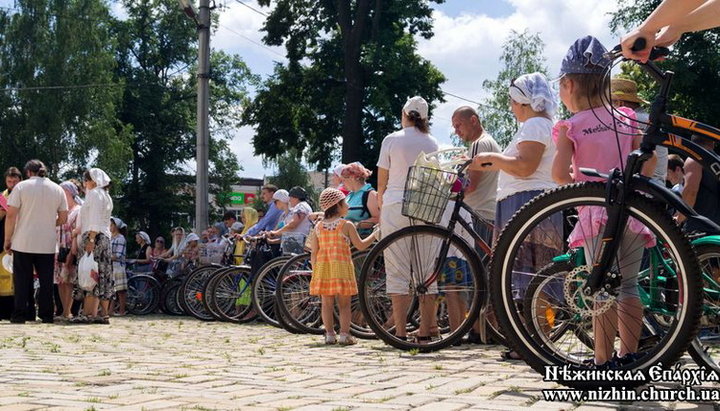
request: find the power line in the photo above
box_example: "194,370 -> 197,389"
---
441,90 -> 506,114
233,0 -> 268,17
218,23 -> 286,59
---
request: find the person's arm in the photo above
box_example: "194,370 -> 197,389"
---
471,141 -> 545,178
3,206 -> 17,252
377,167 -> 389,211
621,0 -> 716,60
56,210 -> 68,227
343,220 -> 378,251
362,191 -> 380,224
552,127 -> 574,185
677,158 -> 702,223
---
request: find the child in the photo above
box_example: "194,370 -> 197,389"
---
552,36 -> 656,368
308,188 -> 377,345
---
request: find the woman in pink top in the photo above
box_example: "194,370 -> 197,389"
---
552,36 -> 655,368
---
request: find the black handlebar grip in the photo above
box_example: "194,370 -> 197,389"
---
481,162 -> 492,167
631,37 -> 647,52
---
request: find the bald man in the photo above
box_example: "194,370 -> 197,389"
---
452,106 -> 501,245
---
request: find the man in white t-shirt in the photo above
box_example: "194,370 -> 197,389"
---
4,160 -> 68,324
452,106 -> 501,249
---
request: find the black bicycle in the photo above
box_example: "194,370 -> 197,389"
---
490,39 -> 720,389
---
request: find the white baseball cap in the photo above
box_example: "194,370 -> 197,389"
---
333,164 -> 345,177
403,96 -> 429,120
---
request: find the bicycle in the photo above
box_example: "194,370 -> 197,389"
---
274,248 -> 374,338
523,235 -> 720,374
358,149 -> 490,352
489,39 -> 720,388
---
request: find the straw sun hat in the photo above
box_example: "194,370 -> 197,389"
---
611,78 -> 648,105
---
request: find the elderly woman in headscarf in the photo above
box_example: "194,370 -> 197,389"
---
74,168 -> 114,324
109,217 -> 128,316
128,231 -> 152,272
181,232 -> 201,270
54,181 -> 83,321
471,72 -> 562,360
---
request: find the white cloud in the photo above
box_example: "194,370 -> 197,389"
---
417,1 -> 620,147
214,1 -> 622,177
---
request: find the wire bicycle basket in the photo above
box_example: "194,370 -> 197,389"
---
401,165 -> 458,224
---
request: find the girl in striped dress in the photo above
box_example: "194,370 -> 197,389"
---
308,188 -> 377,345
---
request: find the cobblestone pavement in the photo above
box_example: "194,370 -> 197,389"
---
0,315 -> 717,411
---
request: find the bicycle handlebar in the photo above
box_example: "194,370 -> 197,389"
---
604,38 -> 670,62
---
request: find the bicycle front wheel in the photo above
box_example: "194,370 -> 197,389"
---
491,182 -> 702,389
275,253 -> 324,334
688,243 -> 720,373
359,225 -> 485,352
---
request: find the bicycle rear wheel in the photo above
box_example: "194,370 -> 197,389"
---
359,225 -> 485,352
208,266 -> 255,323
179,264 -> 221,321
275,253 -> 324,334
203,267 -> 232,321
251,256 -> 291,328
687,243 -> 720,373
491,182 -> 702,389
126,274 -> 161,315
160,278 -> 184,316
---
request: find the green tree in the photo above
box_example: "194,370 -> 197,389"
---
610,0 -> 720,126
0,0 -> 128,178
477,30 -> 548,147
244,0 -> 446,170
267,149 -> 317,208
112,0 -> 257,237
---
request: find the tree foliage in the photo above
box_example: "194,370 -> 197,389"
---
0,0 -> 257,240
477,30 -> 548,148
610,0 -> 720,126
112,0 -> 257,237
0,0 -> 127,177
243,0 -> 446,171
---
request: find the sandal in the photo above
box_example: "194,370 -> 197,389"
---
324,334 -> 337,345
500,350 -> 523,361
69,315 -> 91,324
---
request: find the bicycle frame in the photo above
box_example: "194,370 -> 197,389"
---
585,57 -> 720,295
412,164 -> 493,290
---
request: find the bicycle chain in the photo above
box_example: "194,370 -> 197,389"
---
563,265 -> 617,317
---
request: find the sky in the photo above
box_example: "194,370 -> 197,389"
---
0,0 -> 626,179
213,0 -> 624,179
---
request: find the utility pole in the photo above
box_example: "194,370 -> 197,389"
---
179,0 -> 211,233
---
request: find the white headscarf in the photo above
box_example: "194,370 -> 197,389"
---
509,72 -> 558,117
137,231 -> 151,245
89,168 -> 111,188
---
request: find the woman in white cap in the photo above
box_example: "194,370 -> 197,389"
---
376,96 -> 439,342
54,180 -> 83,322
109,217 -> 127,316
181,233 -> 201,270
331,164 -> 349,195
74,168 -> 114,324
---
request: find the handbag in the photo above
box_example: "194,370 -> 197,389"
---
57,224 -> 71,263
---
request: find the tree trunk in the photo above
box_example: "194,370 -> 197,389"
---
341,57 -> 364,164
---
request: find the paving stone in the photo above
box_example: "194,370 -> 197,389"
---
0,316 -> 711,410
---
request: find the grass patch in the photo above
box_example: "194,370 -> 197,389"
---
433,364 -> 443,370
18,392 -> 30,397
407,348 -> 419,356
173,373 -> 189,379
85,397 -> 102,403
98,369 -> 112,376
454,388 -> 473,395
257,347 -> 265,355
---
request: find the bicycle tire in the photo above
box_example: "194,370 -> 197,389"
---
179,264 -> 221,321
491,182 -> 702,389
687,244 -> 720,373
126,274 -> 161,315
203,267 -> 233,321
160,278 -> 184,316
251,256 -> 291,328
207,266 -> 256,323
275,253 -> 325,334
359,225 -> 485,352
349,249 -> 376,339
522,259 -> 594,350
